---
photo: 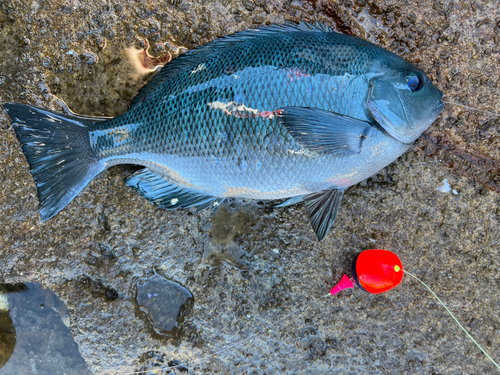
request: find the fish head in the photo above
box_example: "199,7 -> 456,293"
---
366,67 -> 444,144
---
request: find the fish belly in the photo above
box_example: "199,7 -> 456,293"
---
97,123 -> 409,200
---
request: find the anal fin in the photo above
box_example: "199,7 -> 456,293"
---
304,189 -> 344,241
125,169 -> 220,211
274,195 -> 306,208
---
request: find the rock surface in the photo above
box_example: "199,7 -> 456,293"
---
1,0 -> 500,374
0,283 -> 92,375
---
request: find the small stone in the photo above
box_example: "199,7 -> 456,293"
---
136,275 -> 193,336
242,0 -> 256,11
169,359 -> 188,372
106,290 -> 118,300
253,15 -> 265,24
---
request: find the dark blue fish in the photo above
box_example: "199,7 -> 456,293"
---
4,22 -> 443,241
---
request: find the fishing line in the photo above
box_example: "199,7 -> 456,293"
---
443,101 -> 499,116
402,269 -> 500,370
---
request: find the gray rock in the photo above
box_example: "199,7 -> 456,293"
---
0,283 -> 92,375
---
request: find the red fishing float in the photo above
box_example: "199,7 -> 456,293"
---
330,249 -> 403,295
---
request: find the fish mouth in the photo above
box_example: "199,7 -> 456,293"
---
434,93 -> 445,111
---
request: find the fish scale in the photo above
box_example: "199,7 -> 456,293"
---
4,22 -> 443,240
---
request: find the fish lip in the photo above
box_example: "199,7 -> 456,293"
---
435,99 -> 445,110
434,92 -> 445,110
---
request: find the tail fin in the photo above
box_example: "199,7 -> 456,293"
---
4,103 -> 104,221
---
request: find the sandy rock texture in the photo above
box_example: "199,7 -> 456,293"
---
1,0 -> 499,374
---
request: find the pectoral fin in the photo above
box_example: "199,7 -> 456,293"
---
126,168 -> 221,211
280,107 -> 372,156
304,189 -> 344,241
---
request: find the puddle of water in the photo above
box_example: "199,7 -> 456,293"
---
0,283 -> 91,375
0,287 -> 15,370
135,275 -> 193,337
201,200 -> 259,266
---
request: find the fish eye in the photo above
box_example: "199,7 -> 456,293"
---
405,72 -> 424,92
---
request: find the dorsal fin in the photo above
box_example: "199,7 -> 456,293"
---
129,21 -> 335,109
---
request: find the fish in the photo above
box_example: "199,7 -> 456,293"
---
3,22 -> 444,241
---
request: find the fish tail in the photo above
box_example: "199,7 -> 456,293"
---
4,103 -> 105,221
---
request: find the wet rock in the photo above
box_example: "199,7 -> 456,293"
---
135,275 -> 193,336
105,289 -> 119,300
0,283 -> 91,375
82,50 -> 98,64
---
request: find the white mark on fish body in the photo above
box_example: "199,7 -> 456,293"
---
171,198 -> 179,205
287,148 -> 314,157
207,101 -> 259,115
191,63 -> 206,74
